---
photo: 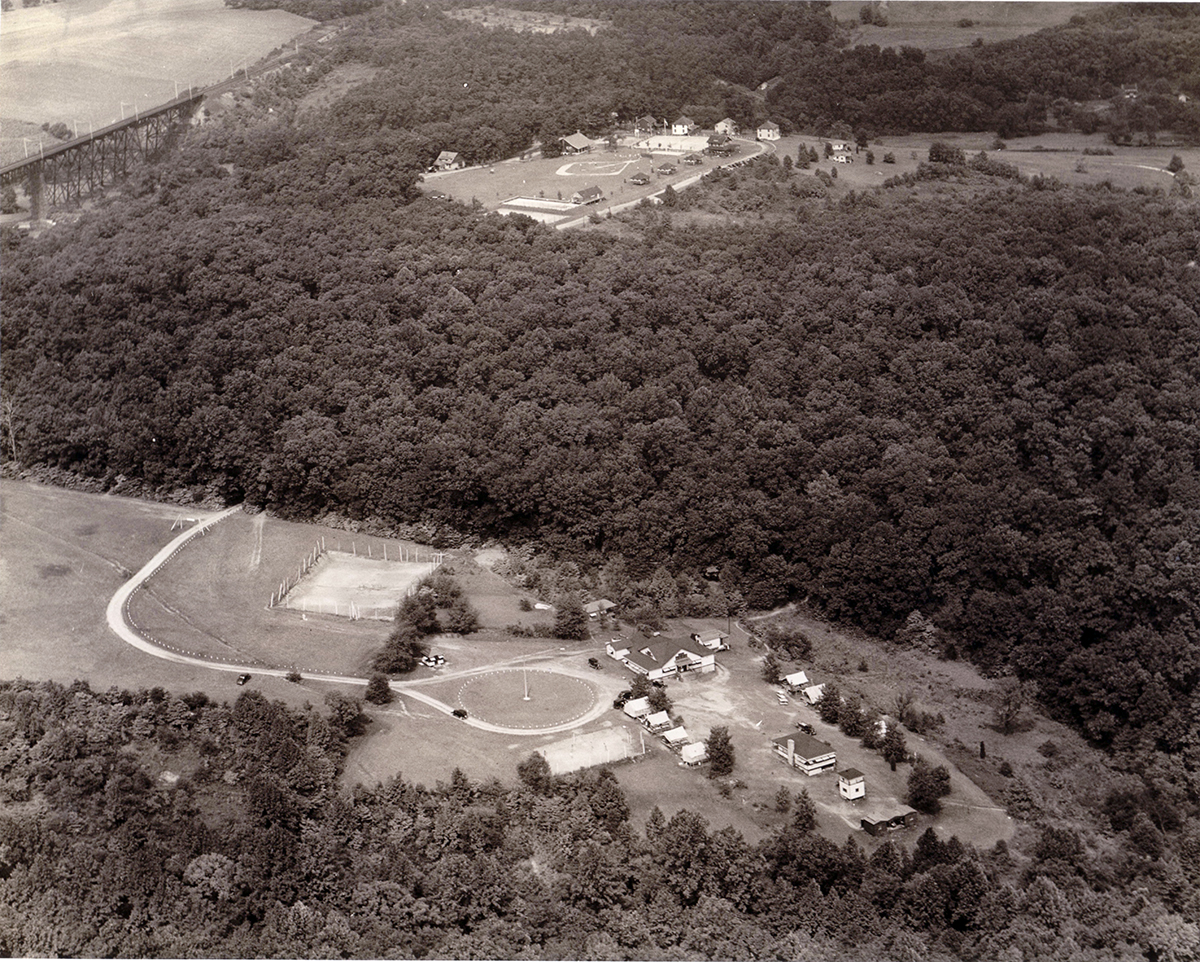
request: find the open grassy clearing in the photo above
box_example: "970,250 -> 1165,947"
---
126,511 -> 435,676
0,480 -> 279,701
737,132 -> 1196,202
829,1 -> 1098,54
0,0 -> 314,140
446,6 -> 607,36
425,136 -> 760,223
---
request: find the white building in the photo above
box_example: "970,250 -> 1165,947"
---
839,768 -> 866,800
773,731 -> 837,776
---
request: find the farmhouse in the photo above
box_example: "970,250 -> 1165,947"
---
622,639 -> 716,680
772,731 -> 837,776
690,630 -> 728,651
756,121 -> 781,141
431,150 -> 464,171
672,115 -> 698,135
783,670 -> 809,691
706,133 -> 735,156
635,114 -> 660,135
622,696 -> 651,718
606,639 -> 631,659
560,131 -> 592,153
585,598 -> 617,617
715,117 -> 739,136
839,768 -> 866,800
571,186 -> 604,205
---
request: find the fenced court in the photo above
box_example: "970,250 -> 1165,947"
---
540,727 -> 647,775
279,545 -> 441,620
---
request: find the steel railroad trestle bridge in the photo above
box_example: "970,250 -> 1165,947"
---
0,90 -> 206,219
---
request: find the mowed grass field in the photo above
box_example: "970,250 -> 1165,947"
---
830,1 -> 1098,54
0,480 -> 275,697
0,0 -> 314,161
775,132 -> 1198,195
127,512 -> 434,677
425,138 -> 762,221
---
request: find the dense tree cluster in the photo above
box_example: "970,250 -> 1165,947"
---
767,6 -> 1200,137
1,679 -> 1196,959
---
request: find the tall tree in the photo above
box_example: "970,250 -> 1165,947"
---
706,726 -> 736,777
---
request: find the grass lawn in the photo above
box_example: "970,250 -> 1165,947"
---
425,137 -> 762,224
0,480 -> 299,706
829,2 -> 1097,54
126,512 -> 416,676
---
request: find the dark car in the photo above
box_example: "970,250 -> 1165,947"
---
452,708 -> 468,719
588,657 -> 602,670
797,722 -> 815,735
236,673 -> 251,686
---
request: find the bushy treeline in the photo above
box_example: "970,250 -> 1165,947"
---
1,679 -> 1196,959
4,117 -> 1198,757
767,5 -> 1200,138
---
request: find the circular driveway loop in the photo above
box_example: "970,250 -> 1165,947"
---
456,669 -> 596,729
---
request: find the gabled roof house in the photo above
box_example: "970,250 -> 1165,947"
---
772,731 -> 836,776
623,640 -> 716,680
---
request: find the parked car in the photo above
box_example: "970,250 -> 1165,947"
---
236,673 -> 251,686
797,722 -> 815,735
588,657 -> 602,670
777,693 -> 789,705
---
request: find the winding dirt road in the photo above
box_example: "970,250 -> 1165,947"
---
104,507 -> 607,734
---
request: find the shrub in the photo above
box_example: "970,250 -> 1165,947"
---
907,759 -> 952,814
285,671 -> 302,683
928,141 -> 966,165
365,673 -> 393,705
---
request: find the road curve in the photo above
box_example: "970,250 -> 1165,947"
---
104,510 -> 603,735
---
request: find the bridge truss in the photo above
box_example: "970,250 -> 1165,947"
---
0,94 -> 203,218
